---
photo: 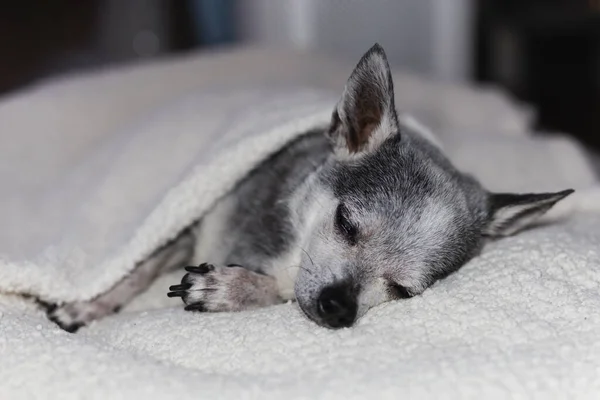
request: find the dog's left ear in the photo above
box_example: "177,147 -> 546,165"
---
484,189 -> 574,237
328,43 -> 399,156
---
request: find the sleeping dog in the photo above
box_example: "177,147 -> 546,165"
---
48,44 -> 573,332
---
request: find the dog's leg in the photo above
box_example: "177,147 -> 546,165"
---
47,230 -> 195,332
168,263 -> 282,312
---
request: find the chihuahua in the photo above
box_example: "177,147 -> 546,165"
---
47,44 -> 573,332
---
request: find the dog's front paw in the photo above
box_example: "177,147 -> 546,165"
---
168,263 -> 275,312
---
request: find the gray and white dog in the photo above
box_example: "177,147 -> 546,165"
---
48,44 -> 573,332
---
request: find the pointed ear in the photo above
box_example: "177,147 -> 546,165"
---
484,189 -> 574,237
327,43 -> 399,156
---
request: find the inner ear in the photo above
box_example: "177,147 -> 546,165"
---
346,82 -> 385,151
333,109 -> 380,153
329,43 -> 399,155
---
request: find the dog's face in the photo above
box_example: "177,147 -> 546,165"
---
294,44 -> 573,328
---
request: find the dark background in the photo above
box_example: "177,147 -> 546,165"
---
476,0 -> 600,151
1,0 -> 599,152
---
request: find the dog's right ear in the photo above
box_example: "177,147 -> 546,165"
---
328,43 -> 399,158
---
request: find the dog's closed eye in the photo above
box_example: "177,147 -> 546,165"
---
388,282 -> 413,299
335,203 -> 358,245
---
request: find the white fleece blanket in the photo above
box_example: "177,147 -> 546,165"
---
0,87 -> 336,303
2,48 -> 600,400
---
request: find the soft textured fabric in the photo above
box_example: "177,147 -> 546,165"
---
0,87 -> 335,302
1,47 -> 600,400
2,213 -> 600,400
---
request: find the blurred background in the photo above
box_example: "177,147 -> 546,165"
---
1,0 -> 599,152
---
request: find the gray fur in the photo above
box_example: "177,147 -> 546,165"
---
217,129 -> 331,270
47,44 -> 573,332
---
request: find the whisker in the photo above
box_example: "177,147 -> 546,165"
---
299,247 -> 315,267
298,247 -> 318,277
283,263 -> 313,277
298,264 -> 313,276
302,244 -> 336,279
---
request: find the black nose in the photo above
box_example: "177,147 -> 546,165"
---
317,284 -> 357,328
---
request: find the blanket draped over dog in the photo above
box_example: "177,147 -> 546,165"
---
2,50 -> 600,399
0,87 -> 335,303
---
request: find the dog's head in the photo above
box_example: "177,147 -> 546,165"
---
293,44 -> 573,328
